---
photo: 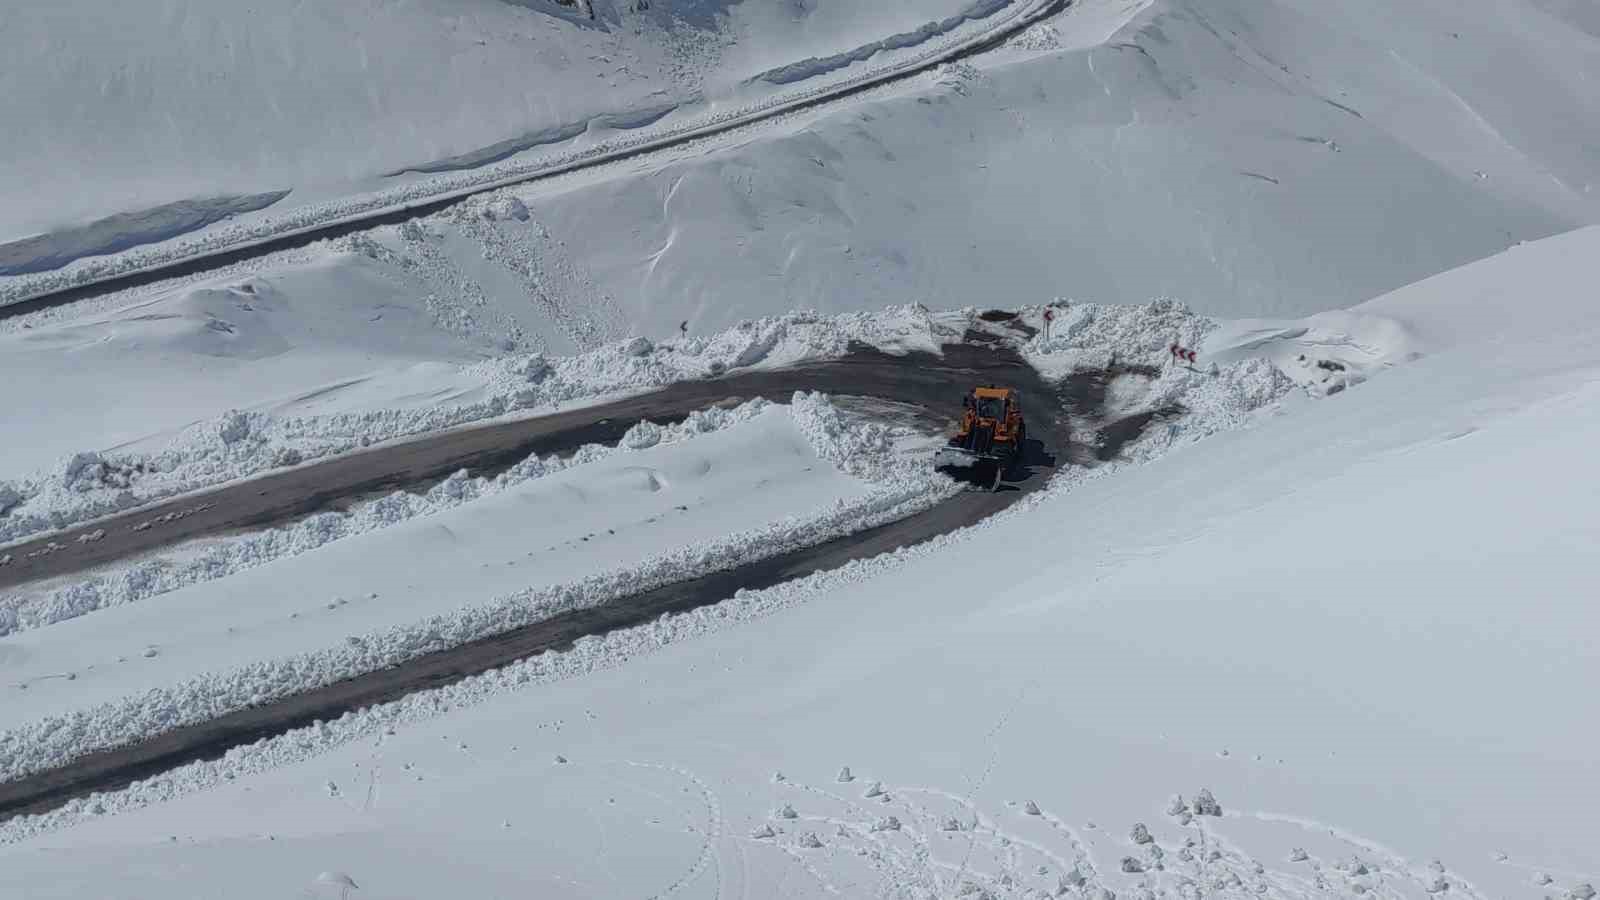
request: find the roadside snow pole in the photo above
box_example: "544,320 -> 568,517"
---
1042,306 -> 1054,343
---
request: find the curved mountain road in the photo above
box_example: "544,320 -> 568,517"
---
0,336 -> 1170,822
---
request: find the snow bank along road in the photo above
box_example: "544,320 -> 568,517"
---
0,333 -> 1176,820
0,0 -> 1071,318
2,335 -> 1072,591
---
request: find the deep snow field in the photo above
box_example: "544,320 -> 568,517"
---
0,0 -> 1001,242
2,0 -> 1599,897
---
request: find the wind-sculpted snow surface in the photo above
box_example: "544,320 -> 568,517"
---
750,0 -> 1013,85
385,103 -> 682,176
0,191 -> 291,277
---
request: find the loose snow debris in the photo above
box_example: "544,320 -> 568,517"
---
1023,800 -> 1041,816
750,824 -> 776,839
1166,795 -> 1187,816
1289,848 -> 1309,863
140,646 -> 159,659
1131,823 -> 1153,844
797,832 -> 823,849
941,817 -> 965,832
870,816 -> 901,833
775,803 -> 798,820
1571,884 -> 1597,900
1009,22 -> 1062,52
484,196 -> 530,223
553,755 -> 567,764
836,765 -> 853,783
1121,857 -> 1145,874
863,780 -> 886,799
1193,788 -> 1222,816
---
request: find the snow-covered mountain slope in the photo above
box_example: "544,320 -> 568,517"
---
0,0 -> 989,243
525,0 -> 1600,323
4,230 -> 1595,900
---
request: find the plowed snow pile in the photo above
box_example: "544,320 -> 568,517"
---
0,302 -> 938,548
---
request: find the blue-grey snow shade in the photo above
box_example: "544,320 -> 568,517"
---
386,102 -> 682,176
0,190 -> 293,277
751,0 -> 1013,86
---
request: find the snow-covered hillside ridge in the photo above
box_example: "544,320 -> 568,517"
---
4,225 -> 1595,900
0,0 -> 996,243
527,0 -> 1600,323
0,0 -> 1048,296
0,304 -> 938,549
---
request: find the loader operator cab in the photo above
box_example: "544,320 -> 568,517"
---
975,395 -> 1006,421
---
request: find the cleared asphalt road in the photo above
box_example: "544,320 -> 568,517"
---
0,335 -> 1175,821
2,338 -> 1058,590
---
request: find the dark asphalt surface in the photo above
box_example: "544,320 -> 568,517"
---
0,335 -> 1174,822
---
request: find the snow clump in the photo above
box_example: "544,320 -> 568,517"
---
1010,23 -> 1062,52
